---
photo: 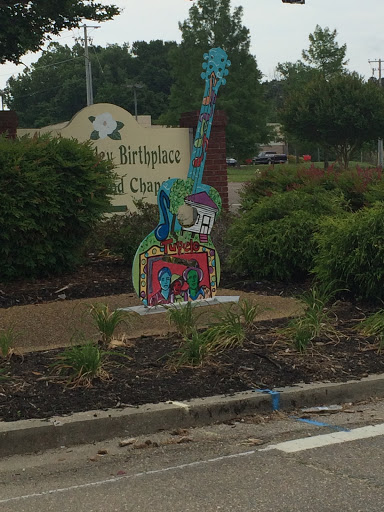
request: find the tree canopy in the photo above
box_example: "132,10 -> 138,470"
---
161,0 -> 269,160
0,0 -> 120,64
5,40 -> 176,127
302,25 -> 348,78
281,73 -> 384,169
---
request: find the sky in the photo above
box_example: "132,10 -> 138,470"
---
0,0 -> 383,92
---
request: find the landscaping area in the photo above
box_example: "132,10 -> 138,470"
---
0,261 -> 384,424
1,137 -> 384,424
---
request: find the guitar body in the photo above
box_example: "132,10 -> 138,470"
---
132,48 -> 230,306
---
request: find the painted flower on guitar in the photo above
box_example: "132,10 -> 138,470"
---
88,113 -> 124,140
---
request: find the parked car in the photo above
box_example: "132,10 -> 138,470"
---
226,157 -> 237,167
252,151 -> 287,165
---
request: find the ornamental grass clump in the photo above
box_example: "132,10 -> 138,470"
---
356,309 -> 384,351
171,329 -> 210,367
238,298 -> 263,329
282,283 -> 340,352
0,327 -> 18,358
205,306 -> 246,352
52,342 -> 109,388
166,301 -> 200,338
89,303 -> 134,345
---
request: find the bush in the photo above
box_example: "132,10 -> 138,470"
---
0,134 -> 115,279
228,189 -> 346,281
313,203 -> 384,301
240,165 -> 384,212
84,200 -> 159,265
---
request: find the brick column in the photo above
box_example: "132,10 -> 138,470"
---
0,111 -> 18,138
180,110 -> 229,210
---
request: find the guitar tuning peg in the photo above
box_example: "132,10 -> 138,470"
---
200,72 -> 206,80
224,69 -> 229,76
202,62 -> 208,70
221,78 -> 227,85
203,53 -> 209,60
226,59 -> 231,67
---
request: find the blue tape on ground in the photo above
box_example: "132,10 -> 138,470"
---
290,416 -> 351,432
254,389 -> 280,411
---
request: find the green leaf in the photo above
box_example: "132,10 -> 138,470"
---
88,116 -> 96,123
116,121 -> 124,130
108,130 -> 121,140
90,130 -> 100,140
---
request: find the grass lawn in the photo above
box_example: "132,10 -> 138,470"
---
227,161 -> 375,183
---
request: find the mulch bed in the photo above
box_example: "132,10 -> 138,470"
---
0,259 -> 383,423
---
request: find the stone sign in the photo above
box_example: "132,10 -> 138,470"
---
18,103 -> 191,212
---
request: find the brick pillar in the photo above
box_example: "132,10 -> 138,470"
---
0,111 -> 18,138
180,110 -> 229,210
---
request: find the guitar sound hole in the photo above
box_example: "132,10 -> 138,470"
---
177,204 -> 195,228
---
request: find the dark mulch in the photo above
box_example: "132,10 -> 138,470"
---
0,259 -> 382,423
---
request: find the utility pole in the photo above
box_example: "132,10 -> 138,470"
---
369,58 -> 383,168
83,24 -> 99,106
126,83 -> 144,121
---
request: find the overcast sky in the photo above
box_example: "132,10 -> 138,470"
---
0,0 -> 383,91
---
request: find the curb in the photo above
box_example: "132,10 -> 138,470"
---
1,374 -> 384,458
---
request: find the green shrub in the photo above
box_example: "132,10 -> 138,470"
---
228,189 -> 346,281
313,203 -> 384,301
0,134 -> 115,279
240,165 -> 384,213
84,200 -> 158,264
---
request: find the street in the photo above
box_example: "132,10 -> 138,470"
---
1,398 -> 384,511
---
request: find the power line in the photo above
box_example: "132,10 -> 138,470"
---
0,55 -> 83,78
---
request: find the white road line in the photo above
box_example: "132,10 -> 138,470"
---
260,423 -> 384,453
0,450 -> 255,504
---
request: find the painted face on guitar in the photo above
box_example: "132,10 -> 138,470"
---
132,48 -> 230,306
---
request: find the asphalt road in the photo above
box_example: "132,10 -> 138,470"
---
2,399 -> 384,511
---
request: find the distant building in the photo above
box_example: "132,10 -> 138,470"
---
259,123 -> 287,154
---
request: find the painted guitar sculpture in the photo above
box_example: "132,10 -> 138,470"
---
132,48 -> 230,306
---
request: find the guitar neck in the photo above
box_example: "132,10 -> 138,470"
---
187,48 -> 229,193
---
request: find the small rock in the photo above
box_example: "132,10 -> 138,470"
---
176,437 -> 193,444
97,449 -> 108,455
171,428 -> 189,436
242,438 -> 265,446
133,443 -> 150,450
119,438 -> 136,447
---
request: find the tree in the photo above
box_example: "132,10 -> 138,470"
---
281,73 -> 384,169
273,26 -> 348,119
302,25 -> 348,79
5,41 -> 176,127
0,0 -> 120,64
161,0 -> 269,160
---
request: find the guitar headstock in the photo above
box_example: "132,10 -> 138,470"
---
201,47 -> 230,86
